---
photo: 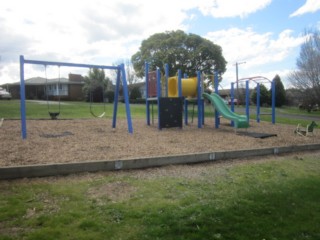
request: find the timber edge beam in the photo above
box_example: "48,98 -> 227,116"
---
1,143 -> 320,180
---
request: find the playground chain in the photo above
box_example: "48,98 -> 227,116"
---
0,118 -> 319,167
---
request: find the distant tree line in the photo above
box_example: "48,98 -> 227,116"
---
288,29 -> 320,111
82,29 -> 319,112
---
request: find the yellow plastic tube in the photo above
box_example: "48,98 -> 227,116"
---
168,76 -> 197,98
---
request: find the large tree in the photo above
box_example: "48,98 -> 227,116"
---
288,29 -> 320,107
251,84 -> 270,106
131,30 -> 227,88
272,74 -> 286,107
83,68 -> 111,102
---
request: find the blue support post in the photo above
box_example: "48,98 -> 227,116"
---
119,64 -> 133,133
157,68 -> 161,130
197,71 -> 202,128
256,83 -> 260,123
145,62 -> 150,125
19,55 -> 27,139
113,67 -> 120,128
202,100 -> 205,125
156,68 -> 161,98
184,99 -> 188,125
214,71 -> 220,128
271,80 -> 276,124
246,80 -> 250,123
230,82 -> 235,127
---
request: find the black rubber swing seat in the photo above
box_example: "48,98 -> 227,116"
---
49,112 -> 60,120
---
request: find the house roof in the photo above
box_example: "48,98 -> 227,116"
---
9,77 -> 84,86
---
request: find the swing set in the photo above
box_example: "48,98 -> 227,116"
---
19,55 -> 133,139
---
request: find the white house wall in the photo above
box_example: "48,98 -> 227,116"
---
46,83 -> 68,96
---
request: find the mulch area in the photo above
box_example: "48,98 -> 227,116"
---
0,118 -> 319,167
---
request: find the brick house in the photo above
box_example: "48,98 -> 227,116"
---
7,73 -> 86,101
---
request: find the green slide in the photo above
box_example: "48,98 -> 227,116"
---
203,92 -> 249,129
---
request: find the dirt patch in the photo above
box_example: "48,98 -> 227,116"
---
0,118 -> 319,167
88,181 -> 137,203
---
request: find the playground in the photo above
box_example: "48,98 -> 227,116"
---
1,117 -> 319,167
1,56 -> 319,170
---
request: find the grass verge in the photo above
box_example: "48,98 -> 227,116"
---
0,153 -> 319,240
1,100 -> 319,126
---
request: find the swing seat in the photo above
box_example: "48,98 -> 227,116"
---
90,110 -> 106,118
49,112 -> 60,120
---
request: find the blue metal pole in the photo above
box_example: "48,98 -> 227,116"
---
19,55 -> 27,139
120,64 -> 133,133
112,67 -> 121,129
145,62 -> 150,125
23,58 -> 118,70
256,83 -> 260,123
157,68 -> 161,130
197,71 -> 202,128
246,80 -> 250,123
184,98 -> 188,125
214,71 -> 220,128
230,82 -> 235,127
202,99 -> 205,125
157,68 -> 161,98
272,80 -> 276,124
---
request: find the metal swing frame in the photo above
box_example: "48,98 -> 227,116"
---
19,55 -> 133,139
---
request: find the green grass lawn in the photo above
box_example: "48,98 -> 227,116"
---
0,100 -> 146,119
0,154 -> 319,239
1,100 -> 319,127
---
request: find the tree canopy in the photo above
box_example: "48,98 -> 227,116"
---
273,74 -> 286,107
251,84 -> 270,106
289,29 -> 320,106
82,68 -> 111,102
250,75 -> 285,107
131,30 -> 227,86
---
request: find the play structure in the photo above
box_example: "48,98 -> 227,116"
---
145,63 -> 204,130
202,93 -> 249,128
231,76 -> 276,125
19,55 -> 133,139
145,63 -> 250,130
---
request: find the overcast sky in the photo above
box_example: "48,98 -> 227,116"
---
1,0 -> 320,88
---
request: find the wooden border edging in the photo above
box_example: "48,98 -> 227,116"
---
1,143 -> 320,180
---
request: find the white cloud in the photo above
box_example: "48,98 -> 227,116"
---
206,28 -> 304,67
0,0 -> 310,85
196,0 -> 272,18
0,0 -> 195,84
205,28 -> 305,87
290,0 -> 320,17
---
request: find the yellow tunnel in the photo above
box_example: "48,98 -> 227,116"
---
168,76 -> 198,98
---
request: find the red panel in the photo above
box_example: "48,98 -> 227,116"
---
148,71 -> 157,97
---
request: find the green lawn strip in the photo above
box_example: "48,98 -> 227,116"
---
0,100 -> 146,119
1,155 -> 320,239
1,101 -> 319,126
279,106 -> 320,116
249,114 -> 317,126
